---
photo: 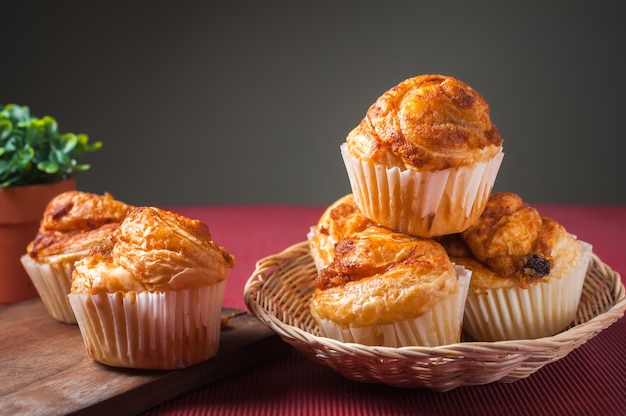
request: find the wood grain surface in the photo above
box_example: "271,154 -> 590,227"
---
0,298 -> 290,416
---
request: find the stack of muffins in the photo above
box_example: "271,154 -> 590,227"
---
308,74 -> 592,346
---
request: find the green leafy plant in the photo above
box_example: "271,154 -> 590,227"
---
0,104 -> 102,187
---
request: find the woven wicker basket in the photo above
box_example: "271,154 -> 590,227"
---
244,241 -> 626,391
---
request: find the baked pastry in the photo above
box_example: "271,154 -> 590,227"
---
68,206 -> 236,369
438,192 -> 592,341
341,74 -> 504,237
21,191 -> 132,323
310,225 -> 471,347
307,194 -> 376,271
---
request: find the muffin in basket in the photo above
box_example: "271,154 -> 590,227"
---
310,225 -> 471,347
307,194 -> 376,272
68,206 -> 236,370
21,191 -> 132,323
341,74 -> 504,237
438,192 -> 593,341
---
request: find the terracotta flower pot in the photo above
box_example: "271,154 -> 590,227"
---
0,178 -> 76,304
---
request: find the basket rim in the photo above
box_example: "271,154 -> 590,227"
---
244,240 -> 626,355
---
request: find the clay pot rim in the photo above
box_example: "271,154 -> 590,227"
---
0,178 -> 76,223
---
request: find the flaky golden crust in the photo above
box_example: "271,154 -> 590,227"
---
311,226 -> 458,327
346,74 -> 503,171
71,207 -> 235,294
26,191 -> 133,259
440,192 -> 583,289
308,194 -> 376,269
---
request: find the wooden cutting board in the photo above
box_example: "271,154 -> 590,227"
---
0,298 -> 291,416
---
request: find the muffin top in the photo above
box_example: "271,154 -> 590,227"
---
71,206 -> 235,294
311,226 -> 458,327
346,74 -> 503,171
440,192 -> 583,289
308,194 -> 376,269
26,191 -> 132,259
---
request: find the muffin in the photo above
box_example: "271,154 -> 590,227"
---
341,74 -> 504,237
438,192 -> 593,341
68,206 -> 236,370
21,191 -> 132,323
310,225 -> 471,347
307,194 -> 376,272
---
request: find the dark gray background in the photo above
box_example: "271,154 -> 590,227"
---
3,1 -> 624,206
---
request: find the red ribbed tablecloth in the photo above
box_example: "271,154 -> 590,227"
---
132,204 -> 626,416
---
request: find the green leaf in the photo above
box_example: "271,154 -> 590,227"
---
0,103 -> 102,187
59,133 -> 78,153
37,160 -> 59,174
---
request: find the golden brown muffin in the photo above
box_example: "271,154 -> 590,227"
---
312,226 -> 458,326
438,192 -> 592,341
71,206 -> 235,294
340,74 -> 505,237
447,192 -> 582,289
26,190 -> 132,260
21,191 -> 132,323
68,206 -> 236,369
346,74 -> 503,171
307,194 -> 376,271
310,226 -> 471,347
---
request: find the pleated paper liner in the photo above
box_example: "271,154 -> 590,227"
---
340,144 -> 504,237
462,241 -> 593,341
69,281 -> 226,370
244,241 -> 626,391
21,253 -> 83,324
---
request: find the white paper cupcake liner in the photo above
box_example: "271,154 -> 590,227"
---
314,265 -> 472,347
21,253 -> 83,324
463,241 -> 593,341
340,143 -> 504,237
68,281 -> 226,370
